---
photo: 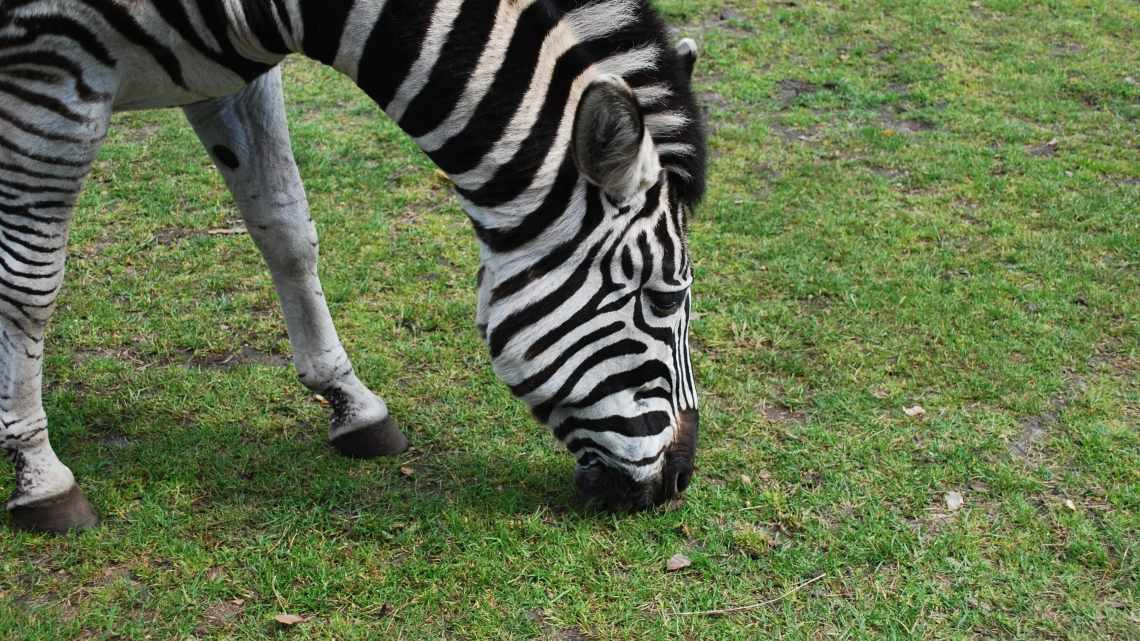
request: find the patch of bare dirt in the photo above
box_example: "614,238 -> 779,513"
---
153,224 -> 247,246
1028,138 -> 1060,157
195,599 -> 245,637
760,401 -> 806,423
183,345 -> 290,369
1009,375 -> 1086,461
775,79 -> 838,108
880,112 -> 935,133
770,121 -> 820,144
527,610 -> 599,641
703,8 -> 755,36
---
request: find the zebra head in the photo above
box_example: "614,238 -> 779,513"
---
472,39 -> 706,510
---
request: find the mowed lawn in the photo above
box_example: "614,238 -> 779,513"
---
2,1 -> 1138,639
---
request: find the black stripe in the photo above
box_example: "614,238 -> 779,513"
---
490,184 -> 605,303
0,132 -> 88,168
0,104 -> 87,143
655,214 -> 680,286
454,32 -> 654,208
0,159 -> 84,182
0,79 -> 90,123
300,0 -> 353,64
426,1 -> 562,174
152,1 -> 276,82
238,0 -> 290,55
0,51 -> 112,102
470,158 -> 578,253
85,0 -> 186,88
358,0 -> 441,108
8,16 -> 117,68
0,252 -> 60,280
489,233 -> 609,359
1,231 -> 63,255
566,437 -> 663,467
563,360 -> 673,411
0,237 -> 56,267
398,0 -> 501,137
533,339 -> 647,422
557,410 -> 672,441
509,320 -> 625,398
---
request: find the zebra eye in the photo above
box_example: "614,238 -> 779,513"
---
645,289 -> 687,316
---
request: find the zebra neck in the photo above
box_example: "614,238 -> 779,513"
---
310,0 -> 654,241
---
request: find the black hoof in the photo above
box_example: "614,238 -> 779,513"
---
331,417 -> 408,459
9,484 -> 100,533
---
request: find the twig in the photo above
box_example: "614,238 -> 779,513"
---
669,573 -> 826,617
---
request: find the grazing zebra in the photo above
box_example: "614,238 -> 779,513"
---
0,0 -> 707,532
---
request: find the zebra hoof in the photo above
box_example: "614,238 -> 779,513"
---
9,484 -> 100,533
331,417 -> 408,459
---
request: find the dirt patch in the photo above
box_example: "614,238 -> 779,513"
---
702,8 -> 755,36
870,166 -> 906,180
184,345 -> 290,369
153,224 -> 247,246
881,112 -> 935,134
1009,376 -> 1085,461
527,610 -> 598,641
195,600 -> 245,637
775,79 -> 838,108
1028,138 -> 1060,157
761,401 -> 806,423
153,227 -> 198,245
770,121 -> 820,144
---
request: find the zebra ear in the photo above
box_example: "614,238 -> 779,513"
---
572,75 -> 659,201
676,38 -> 698,80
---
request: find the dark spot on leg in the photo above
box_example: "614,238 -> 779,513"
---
211,144 -> 240,170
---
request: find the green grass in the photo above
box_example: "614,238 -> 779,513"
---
2,1 -> 1138,639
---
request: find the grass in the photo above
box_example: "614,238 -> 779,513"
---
1,1 -> 1137,639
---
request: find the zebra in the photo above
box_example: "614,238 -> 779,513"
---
0,0 -> 707,532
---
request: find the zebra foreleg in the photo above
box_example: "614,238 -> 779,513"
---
0,93 -> 109,532
182,67 -> 407,459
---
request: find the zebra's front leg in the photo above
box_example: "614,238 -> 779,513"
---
1,101 -> 109,532
182,68 -> 407,458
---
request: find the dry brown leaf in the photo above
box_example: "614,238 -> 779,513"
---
903,405 -> 926,417
313,394 -> 330,406
274,613 -> 305,626
399,466 -> 415,477
666,553 -> 692,572
1063,499 -> 1076,511
739,474 -> 752,486
871,387 -> 890,399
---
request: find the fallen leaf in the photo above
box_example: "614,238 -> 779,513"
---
945,491 -> 964,511
231,598 -> 245,606
871,387 -> 890,399
903,405 -> 926,417
206,566 -> 224,581
313,394 -> 329,406
399,466 -> 415,477
1063,499 -> 1076,511
740,474 -> 752,486
882,129 -> 896,137
666,553 -> 692,572
274,614 -> 305,626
